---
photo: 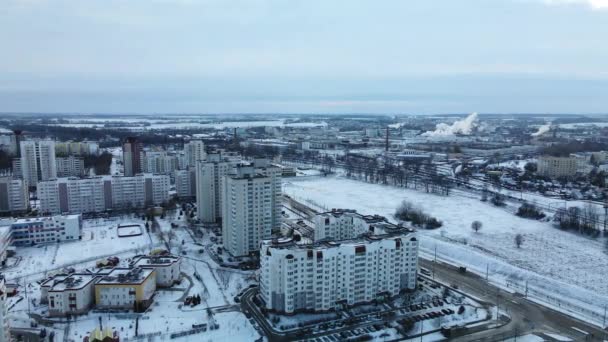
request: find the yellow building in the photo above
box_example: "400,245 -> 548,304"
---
94,267 -> 156,312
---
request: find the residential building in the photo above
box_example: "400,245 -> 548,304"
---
196,153 -> 234,223
222,161 -> 281,257
175,168 -> 196,199
56,156 -> 85,178
0,276 -> 9,342
122,137 -> 142,176
143,151 -> 178,175
95,267 -> 156,312
20,139 -> 57,185
9,214 -> 82,246
55,141 -> 99,156
43,273 -> 98,317
538,155 -> 578,178
0,176 -> 28,214
0,132 -> 17,155
260,214 -> 418,314
185,139 -> 206,168
0,226 -> 10,266
38,174 -> 170,214
130,255 -> 181,287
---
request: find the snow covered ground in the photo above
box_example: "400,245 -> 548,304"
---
283,175 -> 608,325
3,215 -> 158,282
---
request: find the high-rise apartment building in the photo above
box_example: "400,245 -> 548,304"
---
260,210 -> 418,314
221,160 -> 281,257
185,139 -> 206,168
195,153 -> 234,223
122,137 -> 142,177
20,139 -> 57,186
0,175 -> 29,214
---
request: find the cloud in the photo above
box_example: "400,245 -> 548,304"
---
543,0 -> 608,10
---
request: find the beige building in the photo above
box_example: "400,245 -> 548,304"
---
130,255 -> 181,287
537,156 -> 577,178
42,273 -> 98,317
95,267 -> 156,312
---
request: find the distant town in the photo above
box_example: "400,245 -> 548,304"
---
0,112 -> 607,341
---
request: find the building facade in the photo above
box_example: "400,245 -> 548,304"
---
185,139 -> 206,168
131,255 -> 181,287
0,176 -> 28,214
20,139 -> 57,185
55,141 -> 99,156
44,274 -> 98,317
56,156 -> 85,178
95,267 -> 156,312
122,137 -> 142,177
9,214 -> 82,246
196,154 -> 234,223
221,161 -> 281,257
175,168 -> 196,199
260,217 -> 418,314
538,156 -> 578,178
38,174 -> 170,214
0,276 -> 9,342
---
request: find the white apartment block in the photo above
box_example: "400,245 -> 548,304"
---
20,139 -> 57,185
0,175 -> 29,213
260,213 -> 418,314
0,227 -> 10,266
222,162 -> 281,257
9,214 -> 82,246
143,151 -> 178,175
175,168 -> 196,199
196,153 -> 235,223
313,209 -> 394,241
38,174 -> 170,214
56,156 -> 85,178
43,273 -> 97,317
185,139 -> 206,168
538,155 -> 578,178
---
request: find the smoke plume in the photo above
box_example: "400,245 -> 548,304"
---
423,112 -> 479,136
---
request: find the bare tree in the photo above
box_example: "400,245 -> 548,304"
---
216,269 -> 232,290
471,221 -> 482,233
515,234 -> 524,248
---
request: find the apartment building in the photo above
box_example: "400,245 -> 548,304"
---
38,174 -> 170,214
123,137 -> 142,177
56,156 -> 85,178
196,153 -> 234,223
130,255 -> 181,287
0,175 -> 29,214
43,273 -> 98,317
185,139 -> 206,168
9,214 -> 82,246
95,267 -> 156,312
0,226 -> 10,265
260,214 -> 418,314
537,155 -> 578,178
143,151 -> 178,175
20,139 -> 57,185
175,168 -> 196,199
55,141 -> 99,156
313,209 -> 397,241
222,161 -> 281,257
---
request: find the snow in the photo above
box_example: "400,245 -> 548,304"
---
544,333 -> 573,341
4,215 -> 158,282
48,119 -> 327,131
283,175 -> 608,325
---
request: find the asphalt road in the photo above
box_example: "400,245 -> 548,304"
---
420,258 -> 608,341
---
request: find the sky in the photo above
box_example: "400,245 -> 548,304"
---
1,0 -> 607,114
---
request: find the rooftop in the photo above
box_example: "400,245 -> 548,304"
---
96,267 -> 153,285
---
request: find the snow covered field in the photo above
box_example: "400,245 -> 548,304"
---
284,175 -> 608,324
48,119 -> 326,131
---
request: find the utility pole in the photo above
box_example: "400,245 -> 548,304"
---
486,264 -> 489,282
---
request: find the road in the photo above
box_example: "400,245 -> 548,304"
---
420,258 -> 608,341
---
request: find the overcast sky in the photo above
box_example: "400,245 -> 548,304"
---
1,0 -> 607,114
